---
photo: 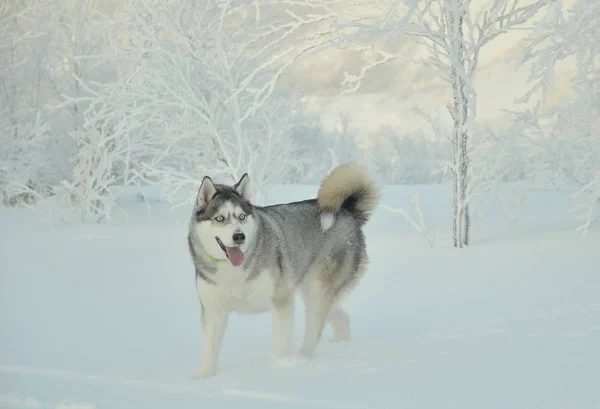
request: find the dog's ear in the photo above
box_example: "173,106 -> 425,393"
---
233,173 -> 252,201
196,176 -> 217,209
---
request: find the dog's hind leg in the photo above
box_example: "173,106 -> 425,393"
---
299,253 -> 365,357
328,259 -> 366,343
328,306 -> 351,342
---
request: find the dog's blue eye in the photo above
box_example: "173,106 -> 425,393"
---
239,214 -> 246,220
215,216 -> 225,222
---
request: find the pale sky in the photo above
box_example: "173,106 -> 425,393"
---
277,0 -> 576,139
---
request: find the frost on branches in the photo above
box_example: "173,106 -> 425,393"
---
0,2 -> 52,206
514,0 -> 600,233
1,0 -> 113,212
75,0 -> 327,208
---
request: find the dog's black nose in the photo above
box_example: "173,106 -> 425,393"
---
232,232 -> 245,245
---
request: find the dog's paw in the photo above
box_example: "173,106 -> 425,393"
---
329,335 -> 351,342
298,347 -> 316,360
295,355 -> 313,367
191,368 -> 216,379
273,356 -> 299,368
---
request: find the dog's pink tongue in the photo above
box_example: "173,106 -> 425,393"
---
225,247 -> 245,267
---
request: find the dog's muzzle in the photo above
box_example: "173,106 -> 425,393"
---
215,236 -> 227,254
214,236 -> 245,267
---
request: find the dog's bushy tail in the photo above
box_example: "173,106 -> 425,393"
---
317,164 -> 380,231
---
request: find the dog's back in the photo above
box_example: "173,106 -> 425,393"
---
254,198 -> 368,287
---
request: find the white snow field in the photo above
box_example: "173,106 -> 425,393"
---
1,184 -> 599,409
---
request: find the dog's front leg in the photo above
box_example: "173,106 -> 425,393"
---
197,306 -> 228,378
272,295 -> 294,359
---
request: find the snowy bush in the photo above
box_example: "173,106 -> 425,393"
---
366,126 -> 451,185
0,109 -> 52,206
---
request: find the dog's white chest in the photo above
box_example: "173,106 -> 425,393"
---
197,264 -> 275,314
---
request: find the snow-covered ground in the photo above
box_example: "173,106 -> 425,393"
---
1,184 -> 599,409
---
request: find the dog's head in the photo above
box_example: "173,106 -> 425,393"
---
191,173 -> 256,267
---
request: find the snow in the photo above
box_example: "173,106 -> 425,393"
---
0,393 -> 42,409
1,184 -> 599,409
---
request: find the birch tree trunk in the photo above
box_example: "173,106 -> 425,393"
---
447,1 -> 470,248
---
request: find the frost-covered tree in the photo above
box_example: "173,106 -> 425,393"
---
336,0 -> 548,245
374,0 -> 550,247
513,0 -> 600,233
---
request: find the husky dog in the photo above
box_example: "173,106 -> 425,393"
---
187,164 -> 379,377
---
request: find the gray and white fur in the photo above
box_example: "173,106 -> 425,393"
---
188,164 -> 380,377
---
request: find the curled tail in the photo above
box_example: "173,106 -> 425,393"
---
317,164 -> 380,231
